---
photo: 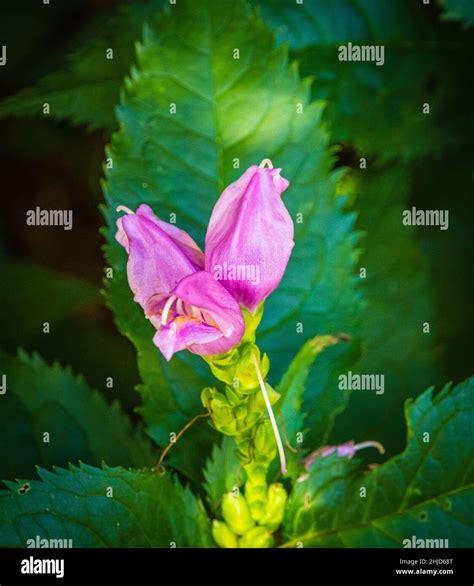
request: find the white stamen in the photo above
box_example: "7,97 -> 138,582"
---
354,440 -> 385,455
161,295 -> 177,326
176,298 -> 184,315
251,354 -> 287,475
116,205 -> 135,215
190,305 -> 201,319
259,159 -> 273,169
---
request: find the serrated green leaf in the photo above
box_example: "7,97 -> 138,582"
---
255,0 -> 419,50
276,336 -> 343,446
298,46 -> 461,164
0,252 -> 141,414
203,436 -> 242,510
0,463 -> 212,547
0,1 -> 162,132
332,165 -> 439,456
102,0 -> 361,480
282,377 -> 474,547
270,335 -> 355,480
0,351 -> 155,480
105,271 -> 216,483
257,0 -> 473,162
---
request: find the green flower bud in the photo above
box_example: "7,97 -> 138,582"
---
212,520 -> 239,548
218,421 -> 238,435
221,491 -> 255,535
233,344 -> 269,393
202,388 -> 238,434
243,463 -> 268,522
239,526 -> 275,549
247,500 -> 266,522
261,483 -> 288,530
244,411 -> 261,428
234,404 -> 248,421
245,463 -> 267,485
254,419 -> 278,462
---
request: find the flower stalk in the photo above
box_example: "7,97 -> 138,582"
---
116,160 -> 295,547
201,316 -> 288,546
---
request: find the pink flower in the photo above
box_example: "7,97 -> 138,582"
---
115,205 -> 244,360
146,272 -> 245,361
205,160 -> 294,313
116,160 -> 293,360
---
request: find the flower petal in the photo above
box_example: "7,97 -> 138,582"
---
153,318 -> 222,361
116,210 -> 198,309
205,164 -> 294,312
172,271 -> 245,353
135,205 -> 204,269
147,271 -> 245,360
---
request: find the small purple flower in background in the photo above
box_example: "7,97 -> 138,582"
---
205,159 -> 294,313
116,160 -> 293,361
297,440 -> 385,482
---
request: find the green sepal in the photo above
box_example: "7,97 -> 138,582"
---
233,344 -> 270,393
221,491 -> 255,536
254,419 -> 278,462
261,483 -> 288,531
202,348 -> 240,387
239,526 -> 275,549
212,520 -> 239,548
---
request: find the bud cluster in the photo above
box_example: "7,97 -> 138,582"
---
212,482 -> 288,548
201,308 -> 288,547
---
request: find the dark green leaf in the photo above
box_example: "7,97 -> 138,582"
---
258,0 -> 473,162
0,463 -> 212,547
0,1 -> 162,132
282,377 -> 474,547
203,436 -> 242,510
332,165 -> 439,455
256,0 -> 418,50
0,351 -> 155,480
276,335 -> 349,477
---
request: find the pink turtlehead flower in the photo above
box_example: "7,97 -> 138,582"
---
205,160 -> 294,313
115,204 -> 244,360
116,160 -> 293,360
